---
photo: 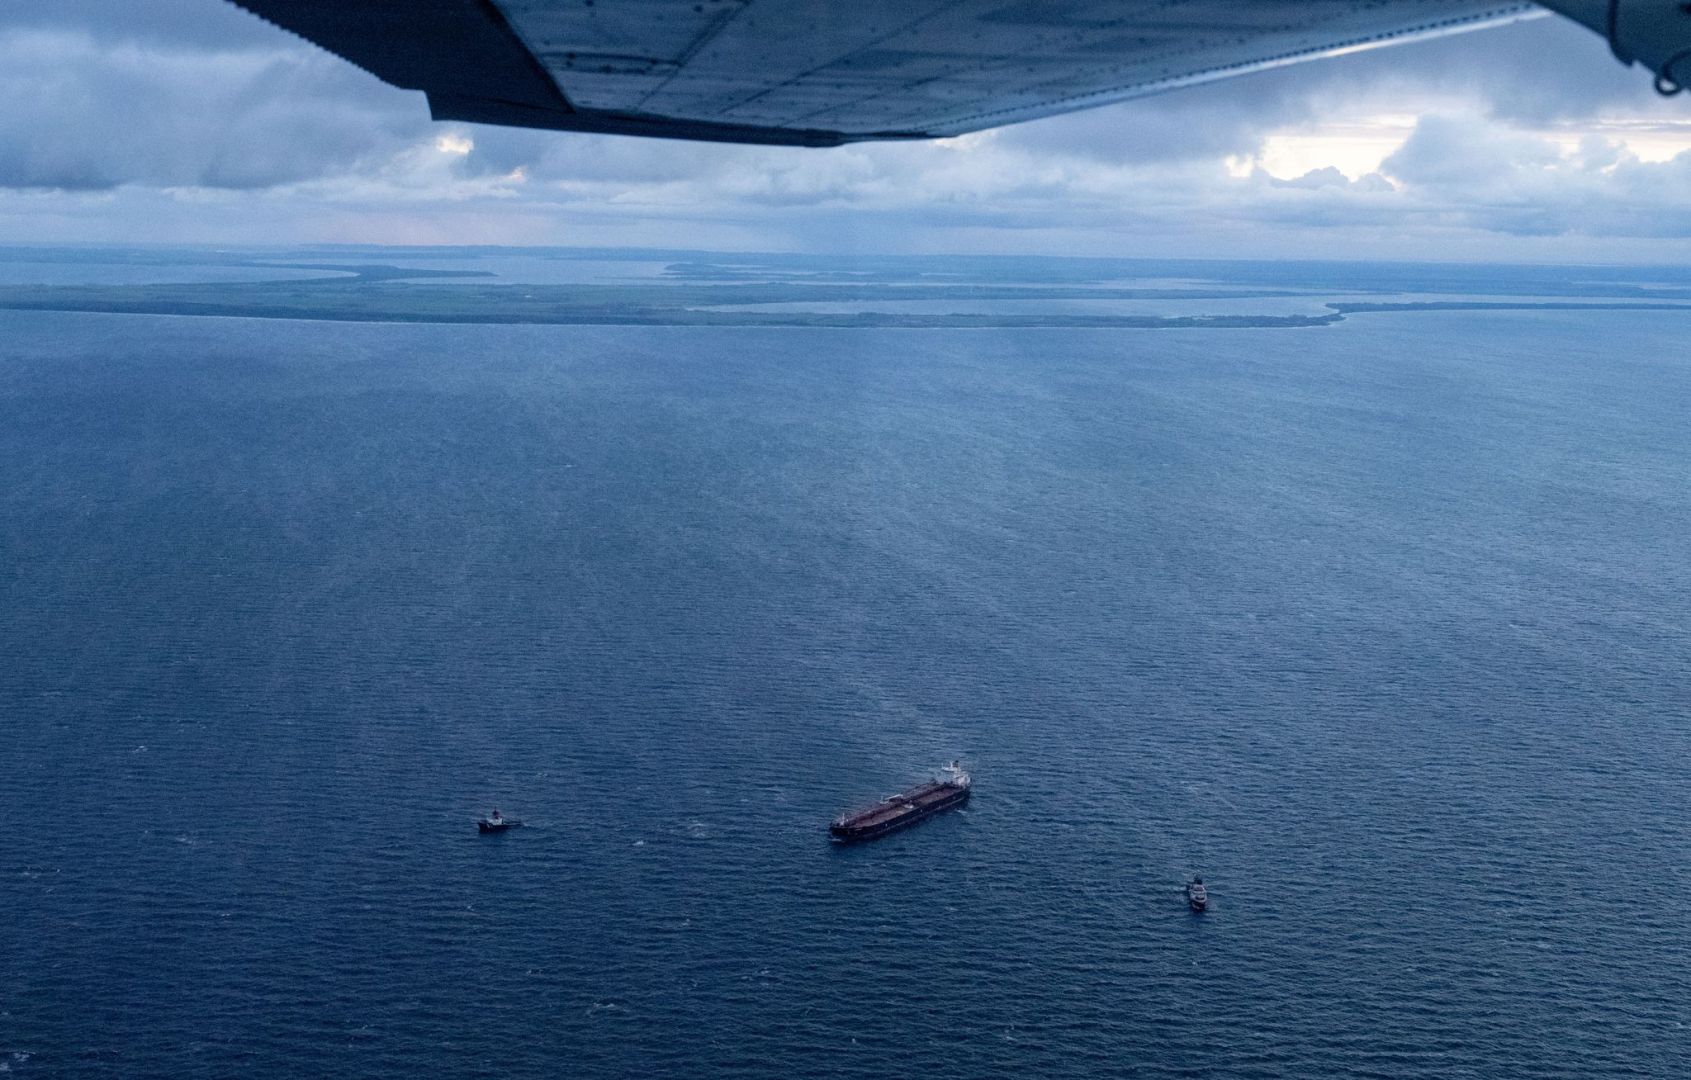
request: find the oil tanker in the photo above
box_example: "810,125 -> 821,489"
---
829,761 -> 971,843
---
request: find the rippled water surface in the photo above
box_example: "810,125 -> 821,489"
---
3,298 -> 1690,1077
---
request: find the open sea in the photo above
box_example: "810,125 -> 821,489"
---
3,254 -> 1690,1077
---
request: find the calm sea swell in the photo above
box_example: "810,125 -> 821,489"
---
2,305 -> 1689,1077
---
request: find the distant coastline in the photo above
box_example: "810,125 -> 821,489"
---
1,251 -> 1688,329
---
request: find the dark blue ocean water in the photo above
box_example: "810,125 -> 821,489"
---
4,297 -> 1691,1077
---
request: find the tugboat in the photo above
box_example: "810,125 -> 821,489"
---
829,761 -> 971,843
477,808 -> 519,834
1186,875 -> 1209,912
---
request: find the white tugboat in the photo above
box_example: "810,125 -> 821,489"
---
1186,876 -> 1209,912
477,808 -> 519,834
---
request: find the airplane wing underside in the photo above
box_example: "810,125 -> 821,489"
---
230,1 -> 1675,147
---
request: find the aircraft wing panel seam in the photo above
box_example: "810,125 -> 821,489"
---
921,4 -> 1544,136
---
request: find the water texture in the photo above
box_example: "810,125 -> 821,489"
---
2,261 -> 1689,1078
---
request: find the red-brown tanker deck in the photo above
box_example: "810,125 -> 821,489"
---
829,763 -> 971,842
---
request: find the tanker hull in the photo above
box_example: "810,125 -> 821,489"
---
829,772 -> 971,843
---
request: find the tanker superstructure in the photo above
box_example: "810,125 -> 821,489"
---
829,762 -> 971,843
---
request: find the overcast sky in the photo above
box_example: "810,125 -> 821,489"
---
3,1 -> 1690,261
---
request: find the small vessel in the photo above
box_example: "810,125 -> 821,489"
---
829,761 -> 971,843
1186,876 -> 1209,912
477,809 -> 519,834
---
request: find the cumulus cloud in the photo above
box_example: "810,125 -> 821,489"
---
1374,112 -> 1691,238
1383,113 -> 1563,187
0,26 -> 427,190
1270,166 -> 1365,190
